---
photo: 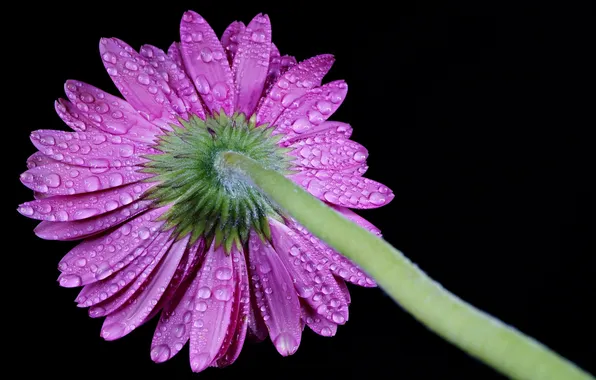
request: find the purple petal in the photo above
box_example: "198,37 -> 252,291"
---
189,244 -> 236,372
139,44 -> 206,119
256,54 -> 335,125
76,229 -> 169,308
55,207 -> 167,287
246,295 -> 268,342
20,162 -> 149,196
215,248 -> 250,367
55,99 -> 99,133
330,205 -> 382,236
288,134 -> 368,171
26,152 -> 56,169
301,303 -> 338,337
99,38 -> 181,130
30,129 -> 155,167
272,80 -> 348,140
269,219 -> 349,325
100,234 -> 189,340
34,200 -> 153,241
150,241 -> 206,362
63,80 -> 161,143
179,11 -> 235,115
290,221 -> 376,287
289,170 -> 394,209
232,14 -> 272,116
18,182 -> 154,222
280,121 -> 353,146
262,55 -> 297,99
248,231 -> 302,356
221,21 -> 245,64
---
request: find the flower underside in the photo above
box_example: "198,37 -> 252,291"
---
143,112 -> 293,252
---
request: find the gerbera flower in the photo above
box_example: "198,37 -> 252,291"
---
18,11 -> 393,372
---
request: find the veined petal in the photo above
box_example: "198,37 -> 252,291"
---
34,200 -> 153,241
55,99 -> 100,133
150,241 -> 206,363
17,182 -> 154,222
280,120 -> 353,146
20,162 -> 149,196
189,244 -> 236,372
289,170 -> 394,209
272,80 -> 348,140
30,130 -> 156,167
179,11 -> 235,115
95,231 -> 173,330
256,54 -> 334,124
248,231 -> 301,356
100,234 -> 188,340
290,221 -> 376,287
24,163 -> 148,196
139,44 -> 206,119
232,14 -> 272,116
215,248 -> 250,367
63,80 -> 161,143
99,38 -> 180,130
221,21 -> 245,64
269,219 -> 349,325
288,135 -> 368,171
56,207 -> 168,288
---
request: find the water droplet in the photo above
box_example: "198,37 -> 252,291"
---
108,173 -> 124,187
368,192 -> 386,205
194,75 -> 210,95
215,267 -> 233,280
273,333 -> 298,356
212,82 -> 228,101
150,344 -> 171,363
173,324 -> 186,338
45,173 -> 61,188
195,301 -> 208,312
84,176 -> 101,191
102,52 -> 117,64
138,227 -> 151,240
200,47 -> 213,63
320,327 -> 333,336
137,74 -> 151,85
291,118 -> 311,134
60,274 -> 82,287
214,285 -> 233,301
331,312 -> 345,324
251,29 -> 266,43
316,100 -> 333,114
197,286 -> 211,299
353,151 -> 367,162
125,61 -> 139,71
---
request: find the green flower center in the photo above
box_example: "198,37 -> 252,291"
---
143,112 -> 293,252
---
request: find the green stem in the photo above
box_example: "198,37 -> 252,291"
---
223,151 -> 593,380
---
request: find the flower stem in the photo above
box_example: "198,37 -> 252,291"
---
223,151 -> 593,380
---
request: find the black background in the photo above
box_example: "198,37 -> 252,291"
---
11,1 -> 594,379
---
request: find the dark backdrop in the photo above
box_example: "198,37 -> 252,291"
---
11,1 -> 593,379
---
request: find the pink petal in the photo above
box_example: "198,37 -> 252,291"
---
139,44 -> 206,119
55,207 -> 167,287
269,219 -> 349,325
289,170 -> 394,209
288,135 -> 368,171
272,80 -> 348,140
26,152 -> 56,169
150,241 -> 206,362
99,38 -> 180,130
20,161 -> 152,195
94,232 -> 172,327
290,221 -> 376,287
100,234 -> 188,340
330,205 -> 382,236
55,99 -> 99,133
221,21 -> 245,64
167,43 -> 184,66
34,200 -> 153,241
215,248 -> 250,367
248,231 -> 302,356
301,303 -> 337,337
280,121 -> 353,146
232,14 -> 272,116
76,229 -> 167,308
18,182 -> 154,222
20,162 -> 149,196
262,55 -> 297,98
63,80 -> 161,143
179,11 -> 235,115
246,296 -> 268,342
256,54 -> 335,125
189,244 -> 236,372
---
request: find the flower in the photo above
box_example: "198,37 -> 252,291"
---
18,11 -> 394,372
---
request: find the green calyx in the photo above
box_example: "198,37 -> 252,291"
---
142,112 -> 294,252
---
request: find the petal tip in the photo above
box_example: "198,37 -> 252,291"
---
273,333 -> 299,356
150,344 -> 172,363
101,322 -> 126,341
190,353 -> 212,373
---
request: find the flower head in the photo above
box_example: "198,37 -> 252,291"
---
18,11 -> 393,372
